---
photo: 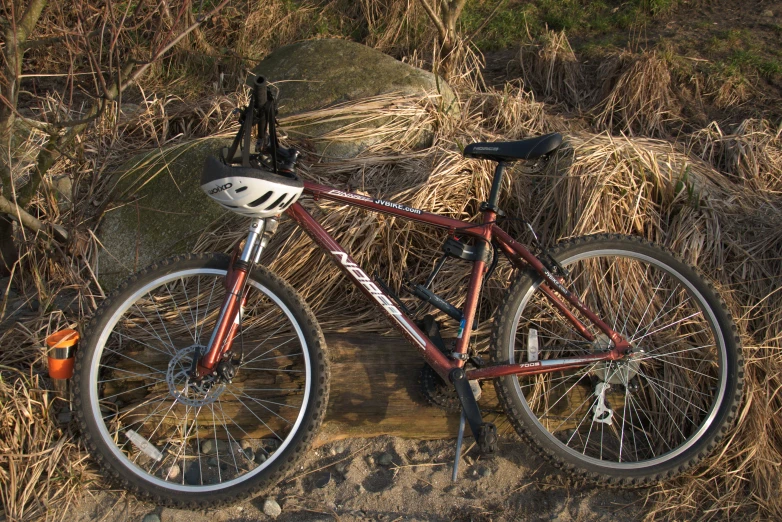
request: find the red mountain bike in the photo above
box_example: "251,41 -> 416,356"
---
74,77 -> 744,507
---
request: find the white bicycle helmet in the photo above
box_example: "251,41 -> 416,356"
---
200,76 -> 303,217
200,155 -> 303,217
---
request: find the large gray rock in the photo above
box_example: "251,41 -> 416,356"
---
251,39 -> 457,158
95,41 -> 455,288
95,138 -> 230,290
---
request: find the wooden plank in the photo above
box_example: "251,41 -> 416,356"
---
102,331 -> 610,446
102,332 -> 507,444
317,333 -> 501,444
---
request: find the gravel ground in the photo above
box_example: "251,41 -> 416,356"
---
67,436 -> 648,521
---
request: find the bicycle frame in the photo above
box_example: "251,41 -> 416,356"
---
199,179 -> 632,382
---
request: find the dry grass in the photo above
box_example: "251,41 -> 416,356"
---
235,0 -> 437,64
687,119 -> 782,189
706,71 -> 754,110
0,364 -> 95,521
237,0 -> 322,61
519,28 -> 584,107
593,50 -> 681,137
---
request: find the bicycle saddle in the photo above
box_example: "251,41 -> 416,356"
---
464,132 -> 562,162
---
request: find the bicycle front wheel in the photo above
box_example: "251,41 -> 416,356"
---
74,254 -> 329,508
492,234 -> 743,485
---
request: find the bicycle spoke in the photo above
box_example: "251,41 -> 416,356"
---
634,293 -> 693,343
243,352 -> 302,364
235,392 -> 295,424
196,277 -> 220,344
225,389 -> 284,441
499,238 -> 737,477
633,311 -> 703,343
215,397 -> 246,474
103,347 -> 171,376
239,367 -> 303,373
241,323 -> 291,364
633,343 -> 716,363
132,302 -> 176,356
165,281 -> 196,344
113,330 -> 177,359
635,367 -> 710,419
97,365 -> 167,383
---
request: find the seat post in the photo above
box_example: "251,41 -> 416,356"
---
483,161 -> 506,213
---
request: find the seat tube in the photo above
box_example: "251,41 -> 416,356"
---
197,218 -> 265,376
453,211 -> 495,366
454,259 -> 486,365
454,164 -> 504,365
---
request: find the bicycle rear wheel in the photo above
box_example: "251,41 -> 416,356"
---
491,234 -> 743,484
74,253 -> 329,507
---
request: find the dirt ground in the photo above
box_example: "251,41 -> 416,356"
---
66,436 -> 648,521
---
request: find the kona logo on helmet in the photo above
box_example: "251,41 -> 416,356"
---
209,183 -> 233,195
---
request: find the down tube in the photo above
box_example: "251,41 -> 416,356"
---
285,203 -> 456,379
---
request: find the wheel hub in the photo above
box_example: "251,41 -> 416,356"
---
590,334 -> 640,385
166,346 -> 226,407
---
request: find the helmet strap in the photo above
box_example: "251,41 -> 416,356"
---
257,92 -> 279,173
224,84 -> 280,173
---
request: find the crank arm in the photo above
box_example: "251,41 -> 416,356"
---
450,368 -> 497,455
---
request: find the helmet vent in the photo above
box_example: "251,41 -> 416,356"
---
282,193 -> 298,209
235,186 -> 248,193
249,191 -> 273,207
266,193 -> 288,210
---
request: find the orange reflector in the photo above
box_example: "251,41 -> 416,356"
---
48,356 -> 75,379
46,329 -> 79,348
46,329 -> 79,380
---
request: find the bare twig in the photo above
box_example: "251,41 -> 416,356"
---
465,0 -> 508,44
418,0 -> 447,42
118,0 -> 232,93
0,193 -> 68,242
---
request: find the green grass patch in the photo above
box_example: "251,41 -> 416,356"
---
461,0 -> 678,52
729,50 -> 782,79
461,2 -> 538,50
701,28 -> 782,81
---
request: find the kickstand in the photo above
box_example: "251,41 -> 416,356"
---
451,409 -> 466,482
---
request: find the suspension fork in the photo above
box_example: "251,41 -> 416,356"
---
195,217 -> 277,377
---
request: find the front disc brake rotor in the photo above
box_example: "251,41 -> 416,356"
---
167,346 -> 226,407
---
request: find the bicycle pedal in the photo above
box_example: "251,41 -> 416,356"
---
477,423 -> 498,455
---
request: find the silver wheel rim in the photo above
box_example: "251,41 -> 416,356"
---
509,248 -> 728,469
88,267 -> 312,492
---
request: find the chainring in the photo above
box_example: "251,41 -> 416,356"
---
419,364 -> 463,413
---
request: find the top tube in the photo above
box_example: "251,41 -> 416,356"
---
302,181 -> 493,241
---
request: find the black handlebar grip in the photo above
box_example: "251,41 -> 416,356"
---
253,75 -> 268,108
